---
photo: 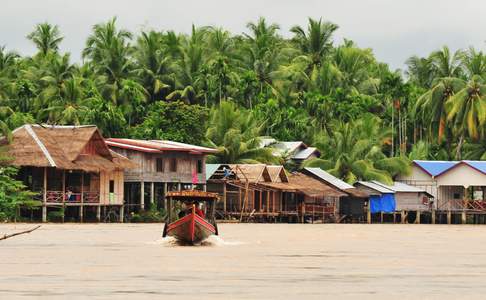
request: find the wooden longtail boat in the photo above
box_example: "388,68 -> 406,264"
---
162,190 -> 219,244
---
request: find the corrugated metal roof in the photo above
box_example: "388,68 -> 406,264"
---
372,181 -> 426,193
414,160 -> 458,176
294,147 -> 319,160
304,167 -> 354,190
463,160 -> 486,174
106,138 -> 217,154
205,164 -> 221,180
356,181 -> 395,194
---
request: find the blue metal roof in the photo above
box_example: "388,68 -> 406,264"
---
414,160 -> 458,176
463,161 -> 486,174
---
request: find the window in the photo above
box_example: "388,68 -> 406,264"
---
109,180 -> 115,193
170,158 -> 177,172
197,160 -> 203,174
156,158 -> 164,172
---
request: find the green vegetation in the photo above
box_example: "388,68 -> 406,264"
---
0,17 -> 485,184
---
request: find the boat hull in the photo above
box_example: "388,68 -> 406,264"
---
166,213 -> 216,244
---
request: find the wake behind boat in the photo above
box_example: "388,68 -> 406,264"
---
163,190 -> 219,244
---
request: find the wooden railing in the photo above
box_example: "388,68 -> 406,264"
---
300,204 -> 335,215
438,199 -> 486,211
41,191 -> 100,204
83,192 -> 100,203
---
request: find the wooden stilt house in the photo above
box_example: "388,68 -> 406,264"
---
3,125 -> 135,222
105,138 -> 218,214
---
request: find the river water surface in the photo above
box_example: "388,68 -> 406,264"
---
2,223 -> 486,299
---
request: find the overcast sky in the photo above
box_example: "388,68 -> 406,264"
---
1,0 -> 485,70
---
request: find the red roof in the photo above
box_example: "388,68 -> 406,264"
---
105,138 -> 218,154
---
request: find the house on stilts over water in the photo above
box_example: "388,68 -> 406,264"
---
2,125 -> 136,222
105,138 -> 218,214
397,160 -> 486,224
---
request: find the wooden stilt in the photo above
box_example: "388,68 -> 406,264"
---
140,181 -> 145,210
163,183 -> 168,209
393,212 -> 396,224
223,183 -> 227,215
380,212 -> 384,223
431,209 -> 436,224
416,211 -> 421,224
96,206 -> 101,222
447,211 -> 452,224
401,211 -> 406,224
367,208 -> 371,224
461,211 -> 466,224
42,167 -> 47,223
80,172 -> 84,222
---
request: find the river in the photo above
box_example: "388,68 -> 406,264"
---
1,223 -> 486,299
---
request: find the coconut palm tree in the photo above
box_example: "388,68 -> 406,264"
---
415,77 -> 465,141
27,23 -> 64,55
205,101 -> 277,164
445,75 -> 486,158
290,18 -> 338,69
304,114 -> 410,184
133,30 -> 175,102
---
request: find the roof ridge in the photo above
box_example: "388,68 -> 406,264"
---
25,124 -> 57,167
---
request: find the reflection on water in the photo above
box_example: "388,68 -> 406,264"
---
3,223 -> 486,299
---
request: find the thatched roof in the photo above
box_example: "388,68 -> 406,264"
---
289,173 -> 347,198
4,125 -> 136,172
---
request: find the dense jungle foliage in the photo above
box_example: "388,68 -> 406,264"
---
0,17 -> 485,187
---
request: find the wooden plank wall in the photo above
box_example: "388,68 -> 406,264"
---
99,170 -> 124,205
111,148 -> 207,183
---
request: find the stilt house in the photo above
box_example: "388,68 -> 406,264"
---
105,138 -> 218,213
3,125 -> 135,222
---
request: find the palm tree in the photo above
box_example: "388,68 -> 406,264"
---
82,17 -> 133,87
133,30 -> 175,102
461,47 -> 486,79
304,114 -> 410,184
27,23 -> 64,55
405,55 -> 435,89
415,77 -> 465,141
429,46 -> 463,78
290,18 -> 338,69
205,101 -> 277,164
445,75 -> 486,158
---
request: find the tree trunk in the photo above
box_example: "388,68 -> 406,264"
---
455,133 -> 464,160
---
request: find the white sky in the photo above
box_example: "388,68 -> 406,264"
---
1,0 -> 485,70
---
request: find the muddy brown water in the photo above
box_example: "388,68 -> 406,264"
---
2,223 -> 486,299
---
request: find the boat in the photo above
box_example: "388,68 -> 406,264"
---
162,190 -> 219,244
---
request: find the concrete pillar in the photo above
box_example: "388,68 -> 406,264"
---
447,211 -> 452,224
79,206 -> 83,222
461,211 -> 467,224
119,206 -> 124,223
150,182 -> 155,206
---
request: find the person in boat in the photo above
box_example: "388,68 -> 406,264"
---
194,201 -> 205,218
177,201 -> 205,219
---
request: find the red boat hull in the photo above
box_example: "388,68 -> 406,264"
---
166,212 -> 216,244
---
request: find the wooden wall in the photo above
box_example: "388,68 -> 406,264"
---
99,169 -> 124,205
111,148 -> 207,184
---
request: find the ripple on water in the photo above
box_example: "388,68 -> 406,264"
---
146,235 -> 244,247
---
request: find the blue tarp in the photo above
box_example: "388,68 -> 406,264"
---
369,194 -> 396,213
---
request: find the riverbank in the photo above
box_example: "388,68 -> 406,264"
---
2,223 -> 486,299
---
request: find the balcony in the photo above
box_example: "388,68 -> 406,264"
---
41,191 -> 100,204
438,199 -> 486,211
